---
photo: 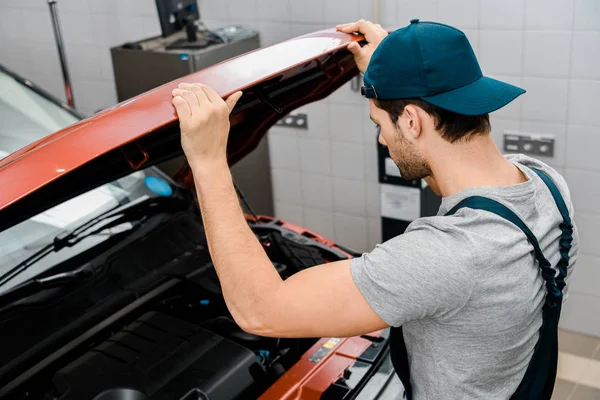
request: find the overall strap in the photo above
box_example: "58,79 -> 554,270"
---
445,196 -> 562,306
530,168 -> 573,292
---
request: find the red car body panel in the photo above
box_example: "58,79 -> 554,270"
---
1,29 -> 385,399
0,29 -> 362,212
260,333 -> 383,400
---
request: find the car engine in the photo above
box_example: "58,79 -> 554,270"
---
1,205 -> 352,400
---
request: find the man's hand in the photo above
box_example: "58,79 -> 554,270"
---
336,20 -> 388,74
171,83 -> 243,169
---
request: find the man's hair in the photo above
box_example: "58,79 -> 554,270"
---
374,99 -> 491,143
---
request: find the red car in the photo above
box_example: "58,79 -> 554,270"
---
0,30 -> 398,400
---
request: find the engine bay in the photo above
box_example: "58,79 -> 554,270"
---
0,201 -> 353,400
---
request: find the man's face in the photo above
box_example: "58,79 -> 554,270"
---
369,100 -> 431,180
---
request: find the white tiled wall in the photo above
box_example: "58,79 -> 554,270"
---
0,0 -> 161,115
1,0 -> 599,336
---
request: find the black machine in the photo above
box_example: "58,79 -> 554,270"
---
155,0 -> 210,50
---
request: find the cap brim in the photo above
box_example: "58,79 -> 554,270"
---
421,76 -> 526,115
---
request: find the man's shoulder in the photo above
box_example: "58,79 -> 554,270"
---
506,154 -> 571,198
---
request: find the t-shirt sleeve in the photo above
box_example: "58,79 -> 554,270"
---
350,219 -> 475,327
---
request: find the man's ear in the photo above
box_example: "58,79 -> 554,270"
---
400,105 -> 423,141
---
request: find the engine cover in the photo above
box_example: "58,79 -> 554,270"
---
52,311 -> 261,400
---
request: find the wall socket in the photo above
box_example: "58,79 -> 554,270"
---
503,131 -> 555,157
275,112 -> 308,129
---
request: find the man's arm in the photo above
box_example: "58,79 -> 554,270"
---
172,83 -> 387,338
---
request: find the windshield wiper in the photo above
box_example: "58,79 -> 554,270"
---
0,265 -> 94,309
0,196 -> 187,288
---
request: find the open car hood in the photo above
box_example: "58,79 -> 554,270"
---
0,29 -> 363,229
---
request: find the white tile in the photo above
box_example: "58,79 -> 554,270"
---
304,207 -> 336,239
569,254 -> 600,303
299,138 -> 331,174
521,77 -> 569,123
378,0 -> 398,26
524,31 -> 571,78
257,0 -> 291,21
290,0 -> 324,23
436,0 -> 479,30
366,182 -> 380,217
519,121 -> 567,168
268,133 -> 300,170
571,32 -> 600,79
565,169 -> 600,214
198,0 -> 229,21
91,14 -> 122,47
334,213 -> 368,252
330,104 -> 366,143
574,212 -> 600,257
139,0 -> 160,17
480,0 -> 525,29
367,216 -> 382,250
61,11 -> 95,45
14,0 -> 46,9
488,75 -> 523,119
359,0 -> 375,22
569,80 -> 600,126
259,21 -> 293,47
396,0 -> 437,25
66,44 -> 103,80
0,8 -> 24,40
574,0 -> 600,30
300,100 -> 330,139
331,141 -> 365,179
333,178 -> 366,216
21,10 -> 54,44
364,139 -> 379,183
275,202 -> 304,225
61,0 -> 91,12
271,169 -> 303,204
559,292 -> 600,337
27,41 -> 62,80
291,23 -> 326,37
89,0 -> 117,14
227,0 -> 259,21
115,0 -> 139,15
525,0 -> 574,30
301,173 -> 334,210
90,79 -> 118,112
489,117 -> 520,150
479,31 -> 523,75
74,79 -> 117,115
328,80 -> 365,105
325,0 -> 361,24
565,125 -> 600,172
118,15 -> 146,43
142,16 -> 161,38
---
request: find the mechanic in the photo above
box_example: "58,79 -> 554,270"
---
171,19 -> 579,400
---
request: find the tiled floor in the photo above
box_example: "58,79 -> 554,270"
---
552,330 -> 600,400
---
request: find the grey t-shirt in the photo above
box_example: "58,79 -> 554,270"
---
350,154 -> 579,400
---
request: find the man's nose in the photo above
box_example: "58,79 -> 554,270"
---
378,133 -> 387,146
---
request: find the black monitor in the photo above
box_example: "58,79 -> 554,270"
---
155,0 -> 200,39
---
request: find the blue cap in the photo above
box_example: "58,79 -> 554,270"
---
363,19 -> 526,115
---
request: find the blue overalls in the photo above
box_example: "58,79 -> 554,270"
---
390,168 -> 574,399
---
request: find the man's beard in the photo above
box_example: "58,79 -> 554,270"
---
390,129 -> 431,180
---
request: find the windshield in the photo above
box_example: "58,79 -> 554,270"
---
0,68 -> 80,159
0,67 -> 172,292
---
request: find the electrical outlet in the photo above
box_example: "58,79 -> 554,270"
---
503,131 -> 555,157
276,112 -> 308,129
